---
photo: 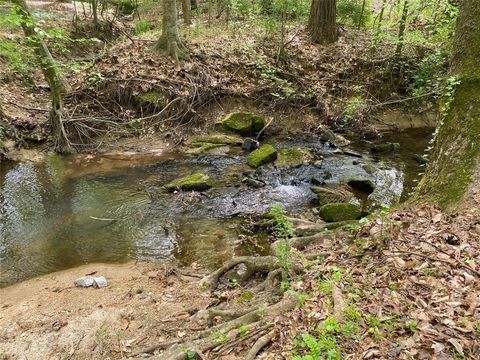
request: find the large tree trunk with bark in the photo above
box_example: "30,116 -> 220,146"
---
180,0 -> 192,25
12,0 -> 71,153
415,0 -> 480,208
156,0 -> 189,63
308,0 -> 338,45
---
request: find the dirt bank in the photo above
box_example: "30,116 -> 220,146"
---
0,262 -> 211,359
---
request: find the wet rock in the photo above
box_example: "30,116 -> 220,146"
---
313,159 -> 323,168
319,203 -> 361,222
247,144 -> 277,168
347,179 -> 375,194
164,172 -> 214,192
362,162 -> 376,174
311,186 -> 354,206
371,142 -> 400,154
189,134 -> 243,146
221,112 -> 266,136
320,130 -> 351,147
276,148 -> 310,168
243,177 -> 265,188
242,138 -> 259,152
186,134 -> 243,155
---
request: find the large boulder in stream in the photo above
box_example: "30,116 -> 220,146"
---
221,112 -> 266,136
247,144 -> 277,168
311,186 -> 354,206
164,172 -> 214,192
319,202 -> 361,222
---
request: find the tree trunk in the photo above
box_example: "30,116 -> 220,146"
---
191,0 -> 198,10
11,0 -> 71,153
394,0 -> 409,58
415,0 -> 480,208
181,0 -> 192,25
358,0 -> 366,29
308,0 -> 338,45
156,0 -> 189,63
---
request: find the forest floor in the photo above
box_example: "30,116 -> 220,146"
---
2,2 -> 478,360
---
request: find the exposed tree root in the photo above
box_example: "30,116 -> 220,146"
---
200,256 -> 280,291
246,330 -> 276,360
271,231 -> 332,252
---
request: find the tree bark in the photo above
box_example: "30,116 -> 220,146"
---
156,0 -> 189,63
11,0 -> 71,153
415,0 -> 480,208
308,0 -> 338,45
180,0 -> 192,25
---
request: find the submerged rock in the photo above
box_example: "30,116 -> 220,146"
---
311,186 -> 353,206
320,130 -> 351,147
247,144 -> 277,168
242,138 -> 260,152
164,172 -> 214,192
371,142 -> 400,154
319,202 -> 361,222
221,112 -> 266,136
276,148 -> 310,168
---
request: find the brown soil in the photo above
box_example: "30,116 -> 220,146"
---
0,262 -> 211,360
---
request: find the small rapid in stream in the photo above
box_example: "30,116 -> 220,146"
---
0,128 -> 432,287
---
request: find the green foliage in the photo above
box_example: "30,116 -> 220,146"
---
182,348 -> 197,360
337,0 -> 371,28
405,319 -> 418,333
135,19 -> 153,35
111,0 -> 138,15
237,290 -> 254,303
212,330 -> 229,343
411,49 -> 449,96
239,324 -> 250,337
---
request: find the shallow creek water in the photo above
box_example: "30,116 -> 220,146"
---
0,128 -> 432,287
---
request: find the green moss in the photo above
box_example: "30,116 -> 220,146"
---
319,203 -> 361,222
415,79 -> 480,208
137,90 -> 163,106
221,112 -> 266,136
164,172 -> 214,192
276,148 -> 309,167
311,186 -> 353,206
189,134 -> 243,146
247,144 -> 277,168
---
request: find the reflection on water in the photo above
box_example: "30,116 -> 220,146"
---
0,154 -> 266,287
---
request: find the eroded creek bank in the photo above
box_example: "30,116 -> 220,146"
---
0,121 -> 433,287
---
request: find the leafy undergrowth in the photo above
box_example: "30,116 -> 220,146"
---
265,197 -> 480,359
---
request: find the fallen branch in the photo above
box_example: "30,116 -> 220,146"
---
245,330 -> 276,360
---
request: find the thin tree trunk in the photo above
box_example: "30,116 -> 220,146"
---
394,0 -> 409,58
11,0 -> 71,153
358,0 -> 366,29
191,0 -> 198,10
309,0 -> 338,45
156,0 -> 189,63
415,0 -> 480,208
181,0 -> 192,25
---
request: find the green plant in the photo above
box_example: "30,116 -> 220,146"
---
237,290 -> 254,303
337,0 -> 372,28
182,348 -> 197,360
406,319 -> 417,333
135,19 -> 153,35
212,330 -> 229,343
239,324 -> 250,337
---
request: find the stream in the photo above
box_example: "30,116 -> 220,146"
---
0,128 -> 432,287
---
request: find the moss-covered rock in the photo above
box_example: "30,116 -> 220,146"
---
276,148 -> 310,167
319,202 -> 361,222
247,144 -> 277,168
164,172 -> 214,192
311,186 -> 353,206
221,112 -> 266,136
189,134 -> 243,146
371,142 -> 400,154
